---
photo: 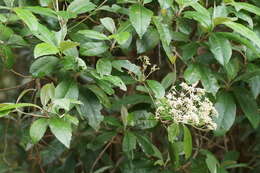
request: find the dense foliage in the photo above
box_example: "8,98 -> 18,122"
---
0,0 -> 260,172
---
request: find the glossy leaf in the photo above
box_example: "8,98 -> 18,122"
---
209,33 -> 232,66
214,91 -> 236,136
49,117 -> 72,148
34,42 -> 59,58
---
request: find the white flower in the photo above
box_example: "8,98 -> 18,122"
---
155,82 -> 218,130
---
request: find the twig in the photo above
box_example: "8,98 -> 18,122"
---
90,136 -> 116,173
0,80 -> 35,92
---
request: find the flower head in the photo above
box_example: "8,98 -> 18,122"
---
155,82 -> 218,130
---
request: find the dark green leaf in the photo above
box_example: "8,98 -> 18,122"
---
30,56 -> 59,77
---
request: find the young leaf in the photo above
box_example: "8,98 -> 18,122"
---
40,83 -> 55,106
30,118 -> 49,144
100,17 -> 116,33
129,4 -> 153,38
67,0 -> 96,15
214,91 -> 236,136
147,80 -> 165,99
209,33 -> 232,66
29,56 -> 59,77
49,117 -> 72,148
34,42 -> 59,58
183,125 -> 192,159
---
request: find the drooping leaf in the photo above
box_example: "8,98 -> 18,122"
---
183,125 -> 192,159
153,16 -> 175,63
49,117 -> 72,148
161,72 -> 176,89
87,84 -> 111,108
129,4 -> 153,38
30,118 -> 49,144
76,88 -> 104,130
234,87 -> 260,129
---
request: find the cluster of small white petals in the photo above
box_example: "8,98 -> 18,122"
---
155,82 -> 218,130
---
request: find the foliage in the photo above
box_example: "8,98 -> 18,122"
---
0,0 -> 260,172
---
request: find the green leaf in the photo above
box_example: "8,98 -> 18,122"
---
59,41 -> 79,52
67,0 -> 96,15
233,87 -> 260,129
0,45 -> 15,69
110,32 -> 130,45
184,64 -> 201,84
55,80 -> 78,100
214,91 -> 236,136
25,6 -> 57,18
206,154 -> 218,173
233,2 -> 260,16
153,16 -> 175,63
80,42 -> 108,56
76,88 -> 104,130
100,17 -> 116,33
49,117 -> 72,148
78,30 -> 109,40
147,80 -> 165,98
87,85 -> 111,108
136,134 -> 154,155
30,56 -> 59,77
96,58 -> 112,76
167,123 -> 179,143
161,72 -> 176,89
136,28 -> 160,54
209,33 -> 232,66
223,21 -> 260,49
247,64 -> 260,98
103,75 -> 127,91
112,60 -> 142,78
129,4 -> 153,38
0,103 -> 41,113
122,131 -> 136,152
199,66 -> 220,95
30,118 -> 48,144
34,43 -> 59,58
183,125 -> 192,159
40,83 -> 55,106
14,8 -> 39,31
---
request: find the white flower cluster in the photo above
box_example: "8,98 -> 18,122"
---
155,82 -> 218,130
